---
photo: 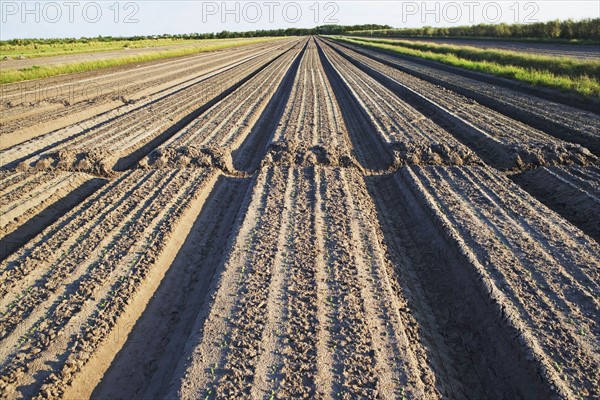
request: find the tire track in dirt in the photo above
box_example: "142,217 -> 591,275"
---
325,39 -> 598,170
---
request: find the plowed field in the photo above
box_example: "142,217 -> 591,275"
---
1,36 -> 598,400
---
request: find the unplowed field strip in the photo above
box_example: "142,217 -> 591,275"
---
1,36 -> 598,400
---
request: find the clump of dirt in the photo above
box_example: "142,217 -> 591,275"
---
390,142 -> 480,167
17,149 -> 114,177
510,143 -> 597,170
261,139 -> 360,169
140,145 -> 235,173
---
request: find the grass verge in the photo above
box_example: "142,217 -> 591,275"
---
0,38 -> 229,59
349,36 -> 600,77
0,37 -> 282,85
334,36 -> 600,98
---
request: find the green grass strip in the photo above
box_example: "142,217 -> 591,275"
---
334,37 -> 600,98
0,37 -> 282,85
347,33 -> 600,46
349,36 -> 600,78
0,38 -> 223,59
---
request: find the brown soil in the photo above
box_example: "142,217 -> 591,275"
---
1,36 -> 598,400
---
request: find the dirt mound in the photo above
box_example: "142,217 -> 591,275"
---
261,139 -> 360,169
16,149 -> 114,177
509,142 -> 596,170
140,145 -> 236,173
390,142 -> 480,166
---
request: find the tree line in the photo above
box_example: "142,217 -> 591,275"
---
1,24 -> 392,46
349,19 -> 600,41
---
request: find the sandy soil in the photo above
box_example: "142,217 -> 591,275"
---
331,38 -> 600,155
0,36 -> 598,400
0,40 -> 292,149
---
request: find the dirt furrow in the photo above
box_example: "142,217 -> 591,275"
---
513,166 -> 600,242
263,40 -> 357,169
325,39 -> 598,170
329,39 -> 600,154
311,169 -> 336,398
1,40 -> 301,173
395,165 -> 599,397
92,175 -> 252,400
140,40 -> 307,172
169,165 -> 439,399
0,168 -> 219,399
0,171 -> 106,260
2,35 -> 598,400
319,40 -> 479,168
316,48 -> 393,171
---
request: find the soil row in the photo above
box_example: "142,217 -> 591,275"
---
0,168 -> 220,399
329,38 -> 600,155
262,40 -> 357,169
391,165 -> 600,398
319,40 -> 479,168
322,39 -> 598,171
140,39 -> 307,173
170,166 -> 437,400
0,41 -> 293,148
1,39 -> 304,174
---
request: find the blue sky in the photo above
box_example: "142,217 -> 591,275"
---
1,1 -> 598,40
